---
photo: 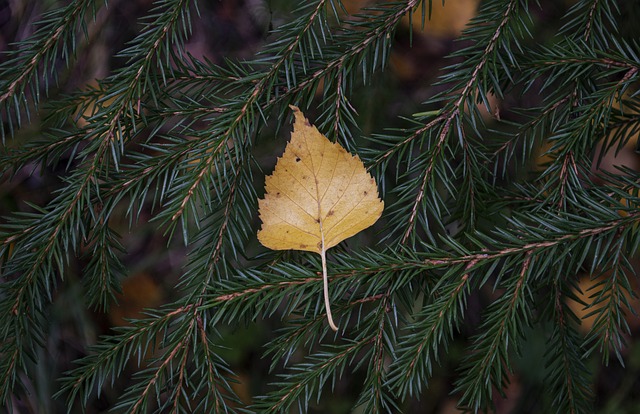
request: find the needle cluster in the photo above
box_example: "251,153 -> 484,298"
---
1,1 -> 639,413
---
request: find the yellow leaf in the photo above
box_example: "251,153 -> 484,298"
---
258,106 -> 384,331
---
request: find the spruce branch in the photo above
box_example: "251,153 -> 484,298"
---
1,0 -> 197,403
454,252 -> 534,411
544,282 -> 593,414
0,0 -> 101,139
352,288 -> 398,413
373,0 -> 528,244
252,337 -> 370,413
2,0 -> 640,412
58,304 -> 239,412
158,1 -> 337,235
388,267 -> 471,397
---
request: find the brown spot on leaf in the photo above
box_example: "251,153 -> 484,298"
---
300,244 -> 307,248
327,209 -> 335,216
295,157 -> 301,162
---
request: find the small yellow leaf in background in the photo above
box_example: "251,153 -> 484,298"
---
258,105 -> 384,331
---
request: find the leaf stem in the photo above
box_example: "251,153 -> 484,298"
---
321,241 -> 338,332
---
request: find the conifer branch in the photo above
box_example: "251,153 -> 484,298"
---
0,0 -> 99,137
546,282 -> 592,414
455,253 -> 533,410
2,1 -> 640,412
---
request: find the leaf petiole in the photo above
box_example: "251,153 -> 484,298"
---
320,239 -> 338,332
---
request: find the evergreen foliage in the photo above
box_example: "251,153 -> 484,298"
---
1,0 -> 640,412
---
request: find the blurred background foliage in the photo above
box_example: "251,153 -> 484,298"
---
1,0 -> 640,413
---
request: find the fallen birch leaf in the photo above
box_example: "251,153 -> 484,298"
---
258,105 -> 384,331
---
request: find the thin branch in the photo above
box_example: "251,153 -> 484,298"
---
170,0 -> 330,222
401,0 -> 519,242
